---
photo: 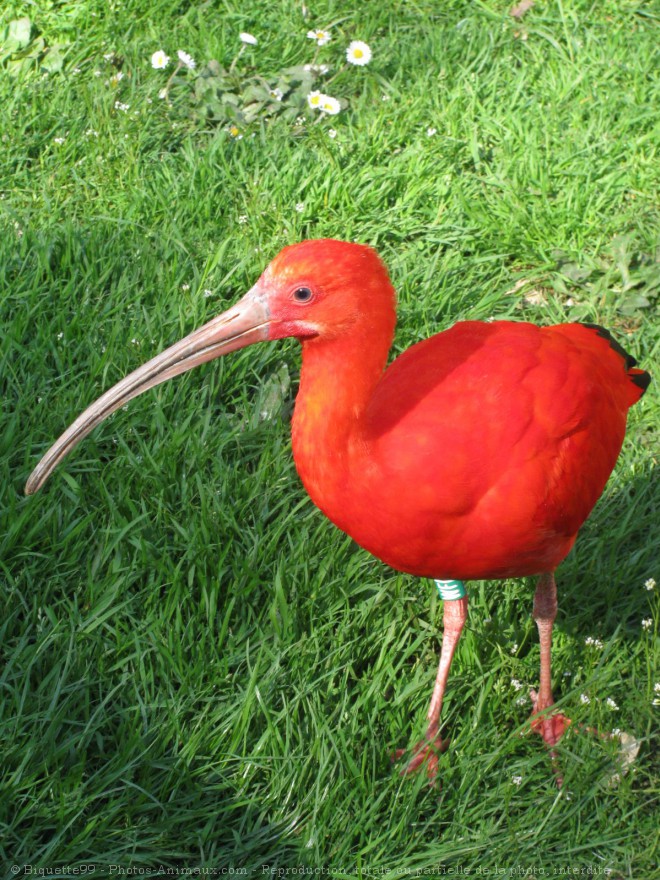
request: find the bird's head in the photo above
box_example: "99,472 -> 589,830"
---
259,239 -> 396,344
25,239 -> 396,494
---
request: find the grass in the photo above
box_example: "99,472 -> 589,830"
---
1,0 -> 659,875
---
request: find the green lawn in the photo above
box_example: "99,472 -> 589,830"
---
1,0 -> 659,876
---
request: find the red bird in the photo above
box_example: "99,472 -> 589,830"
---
26,240 -> 650,780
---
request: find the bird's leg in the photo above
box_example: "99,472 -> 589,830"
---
395,592 -> 468,782
530,571 -> 571,765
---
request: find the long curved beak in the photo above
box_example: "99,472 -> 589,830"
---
25,287 -> 270,495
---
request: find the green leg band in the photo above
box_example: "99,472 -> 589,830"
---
435,579 -> 467,600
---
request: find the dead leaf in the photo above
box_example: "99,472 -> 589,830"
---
510,0 -> 534,19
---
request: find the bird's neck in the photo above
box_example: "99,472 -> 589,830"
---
291,326 -> 392,503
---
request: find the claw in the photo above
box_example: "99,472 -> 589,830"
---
392,729 -> 448,783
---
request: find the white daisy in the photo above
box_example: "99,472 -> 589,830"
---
307,29 -> 331,46
307,90 -> 323,110
346,40 -> 372,66
240,32 -> 257,45
177,50 -> 196,70
320,95 -> 340,115
151,50 -> 170,69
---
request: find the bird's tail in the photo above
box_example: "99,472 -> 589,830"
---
582,323 -> 651,406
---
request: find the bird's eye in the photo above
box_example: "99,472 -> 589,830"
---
293,287 -> 313,303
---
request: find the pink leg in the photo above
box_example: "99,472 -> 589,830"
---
395,595 -> 468,781
529,572 -> 571,784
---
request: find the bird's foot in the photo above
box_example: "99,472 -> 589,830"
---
529,689 -> 571,745
529,688 -> 571,787
392,724 -> 448,783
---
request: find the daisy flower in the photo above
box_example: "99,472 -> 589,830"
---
240,32 -> 257,45
346,40 -> 372,66
151,50 -> 170,69
177,50 -> 196,70
320,95 -> 341,115
307,90 -> 323,110
307,29 -> 331,46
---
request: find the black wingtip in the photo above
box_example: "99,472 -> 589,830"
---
581,322 -> 638,368
581,322 -> 651,398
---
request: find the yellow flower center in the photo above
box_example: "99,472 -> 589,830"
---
354,48 -> 363,58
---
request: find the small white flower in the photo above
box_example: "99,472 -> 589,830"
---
151,50 -> 170,70
612,728 -> 621,736
103,53 -> 115,61
606,698 -> 619,710
85,129 -> 98,137
269,88 -> 283,101
427,127 -> 437,137
642,618 -> 653,630
515,695 -> 527,706
93,70 -> 102,77
295,202 -> 305,213
181,283 -> 190,291
307,90 -> 323,110
654,683 -> 660,693
238,215 -> 248,224
510,678 -> 523,691
320,95 -> 340,115
239,32 -> 257,45
645,578 -> 656,591
511,775 -> 522,786
57,332 -> 64,340
53,137 -> 66,145
381,94 -> 390,101
566,297 -> 575,306
303,63 -> 330,74
158,88 -> 168,100
510,643 -> 518,654
114,101 -> 130,111
563,671 -> 572,677
131,338 -> 139,345
110,72 -> 124,85
72,67 -> 81,74
204,289 -> 213,298
295,115 -> 306,125
346,40 -> 372,66
580,693 -> 590,704
585,636 -> 604,649
328,128 -> 337,139
307,29 -> 331,46
177,50 -> 196,69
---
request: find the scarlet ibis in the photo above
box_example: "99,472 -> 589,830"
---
26,239 -> 650,780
